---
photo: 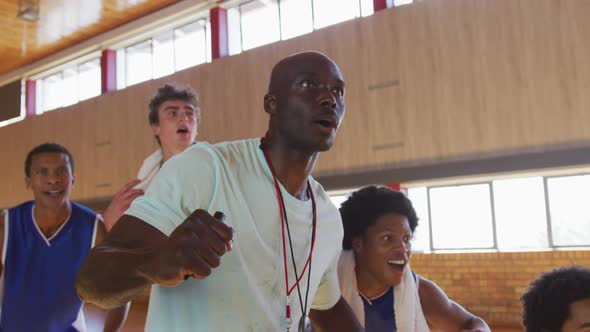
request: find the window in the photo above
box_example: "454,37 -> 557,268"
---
312,0 -> 361,30
279,0 -> 313,40
77,59 -> 101,101
407,187 -> 431,252
39,73 -> 63,112
227,7 -> 243,55
61,67 -> 79,107
175,20 -> 209,71
429,184 -> 495,249
153,31 -> 175,78
547,175 -> 590,246
118,19 -> 210,88
493,177 -> 548,249
360,0 -> 374,16
393,0 -> 413,6
126,39 -> 153,86
35,57 -> 101,113
240,1 -> 280,51
228,0 -> 372,54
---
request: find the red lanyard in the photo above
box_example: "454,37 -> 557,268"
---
260,139 -> 317,330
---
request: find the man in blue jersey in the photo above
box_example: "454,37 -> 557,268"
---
0,143 -> 128,332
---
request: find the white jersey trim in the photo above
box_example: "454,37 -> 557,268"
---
91,216 -> 99,248
31,204 -> 72,247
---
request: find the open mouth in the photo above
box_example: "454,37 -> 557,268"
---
44,190 -> 64,197
314,117 -> 338,130
387,259 -> 407,272
316,120 -> 334,128
177,127 -> 189,134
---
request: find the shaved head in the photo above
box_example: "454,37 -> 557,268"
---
264,51 -> 346,153
267,51 -> 341,95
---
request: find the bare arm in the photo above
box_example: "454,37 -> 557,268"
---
102,303 -> 130,332
93,221 -> 131,331
101,180 -> 143,231
309,297 -> 364,332
419,277 -> 490,332
75,210 -> 233,309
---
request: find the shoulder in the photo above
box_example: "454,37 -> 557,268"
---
167,138 -> 260,175
70,202 -> 99,222
310,179 -> 342,223
417,275 -> 450,308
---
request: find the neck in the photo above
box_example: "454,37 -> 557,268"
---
34,201 -> 71,235
263,137 -> 318,200
355,261 -> 390,299
161,144 -> 183,164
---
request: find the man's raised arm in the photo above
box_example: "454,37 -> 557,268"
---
76,210 -> 233,309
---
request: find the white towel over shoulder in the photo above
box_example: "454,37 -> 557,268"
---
134,149 -> 162,191
338,250 -> 430,331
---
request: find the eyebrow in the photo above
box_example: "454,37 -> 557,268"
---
294,73 -> 346,86
163,105 -> 195,111
579,322 -> 590,328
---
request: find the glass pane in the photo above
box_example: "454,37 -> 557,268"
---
227,7 -> 242,55
279,0 -> 313,40
493,177 -> 548,249
394,0 -> 413,6
429,184 -> 494,249
78,58 -> 101,101
329,193 -> 350,210
174,20 -> 208,71
153,31 -> 175,78
20,80 -> 26,115
547,175 -> 590,246
407,187 -> 430,252
240,0 -> 280,51
36,80 -> 44,114
116,48 -> 126,89
62,67 -> 78,107
205,20 -> 212,62
126,39 -> 152,86
360,0 -> 374,17
313,0 -> 360,30
42,72 -> 63,112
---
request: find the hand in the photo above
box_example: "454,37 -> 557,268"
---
102,179 -> 144,231
139,209 -> 234,287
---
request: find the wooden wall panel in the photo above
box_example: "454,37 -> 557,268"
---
1,0 -> 590,208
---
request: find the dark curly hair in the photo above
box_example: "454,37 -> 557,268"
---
521,266 -> 590,332
339,186 -> 419,250
25,143 -> 74,177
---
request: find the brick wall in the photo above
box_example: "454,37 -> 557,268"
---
411,250 -> 590,328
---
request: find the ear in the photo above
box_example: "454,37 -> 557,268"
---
25,177 -> 31,190
150,123 -> 160,136
71,173 -> 75,187
264,94 -> 278,115
352,236 -> 364,254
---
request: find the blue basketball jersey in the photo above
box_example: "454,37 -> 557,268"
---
0,200 -> 98,332
361,272 -> 418,332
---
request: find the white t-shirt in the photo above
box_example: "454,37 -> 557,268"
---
126,138 -> 343,331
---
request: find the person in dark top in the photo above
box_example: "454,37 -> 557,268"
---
338,185 -> 490,332
521,266 -> 590,332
